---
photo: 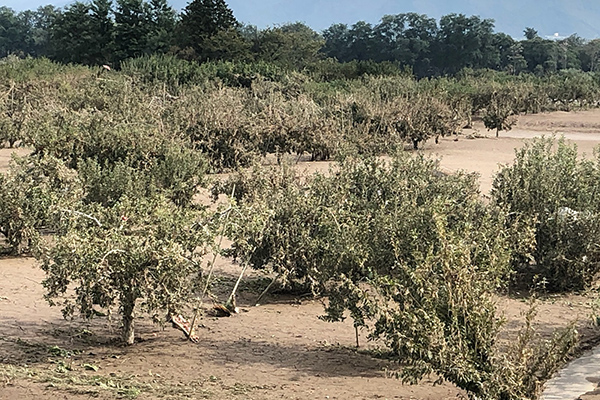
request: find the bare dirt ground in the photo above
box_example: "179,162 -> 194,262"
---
423,109 -> 600,193
2,109 -> 600,400
0,147 -> 30,172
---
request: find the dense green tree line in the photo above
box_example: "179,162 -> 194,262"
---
1,0 -> 600,76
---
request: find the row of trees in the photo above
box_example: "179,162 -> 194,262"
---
0,0 -> 318,67
3,56 -> 600,169
2,0 -> 600,76
322,16 -> 600,76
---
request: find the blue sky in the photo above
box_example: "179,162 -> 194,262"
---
5,0 -> 600,39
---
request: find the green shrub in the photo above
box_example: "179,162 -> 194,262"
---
77,145 -> 207,208
121,55 -> 287,91
0,56 -> 88,82
492,137 -> 600,291
17,75 -> 208,205
223,153 -> 512,288
0,155 -> 80,254
120,54 -> 207,89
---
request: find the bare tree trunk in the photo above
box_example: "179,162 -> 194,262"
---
496,128 -> 499,138
122,293 -> 136,345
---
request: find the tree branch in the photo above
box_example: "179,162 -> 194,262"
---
60,208 -> 102,227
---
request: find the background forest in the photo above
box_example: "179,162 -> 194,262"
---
1,0 -> 600,76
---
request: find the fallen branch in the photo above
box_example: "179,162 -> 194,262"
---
225,263 -> 247,313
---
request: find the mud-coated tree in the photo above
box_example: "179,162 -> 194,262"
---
41,195 -> 214,345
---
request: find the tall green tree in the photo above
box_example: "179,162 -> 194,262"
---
146,0 -> 177,54
0,6 -> 56,57
176,0 -> 244,61
90,0 -> 114,64
373,13 -> 437,76
29,5 -> 60,57
114,0 -> 151,61
492,32 -> 523,72
504,41 -> 528,74
346,21 -> 376,61
435,14 -> 499,74
524,27 -> 539,40
254,22 -> 323,68
0,7 -> 24,57
321,23 -> 351,61
49,2 -> 98,64
580,39 -> 600,71
521,36 -> 558,74
49,0 -> 114,65
558,35 -> 584,70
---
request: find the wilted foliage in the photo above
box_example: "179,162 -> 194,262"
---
217,152 -> 574,398
492,137 -> 600,291
0,155 -> 80,254
482,88 -> 520,137
0,57 -> 590,392
40,195 -> 214,345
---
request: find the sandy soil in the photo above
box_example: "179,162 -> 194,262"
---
0,146 -> 30,172
0,258 -> 467,400
2,109 -> 600,399
423,110 -> 600,193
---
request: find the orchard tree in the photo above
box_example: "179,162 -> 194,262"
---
0,155 -> 80,255
220,154 -> 574,399
492,137 -> 600,291
482,88 -> 518,137
41,196 -> 214,345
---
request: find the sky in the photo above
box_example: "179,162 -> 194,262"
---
5,0 -> 600,39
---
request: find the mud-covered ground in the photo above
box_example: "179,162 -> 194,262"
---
2,109 -> 600,399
